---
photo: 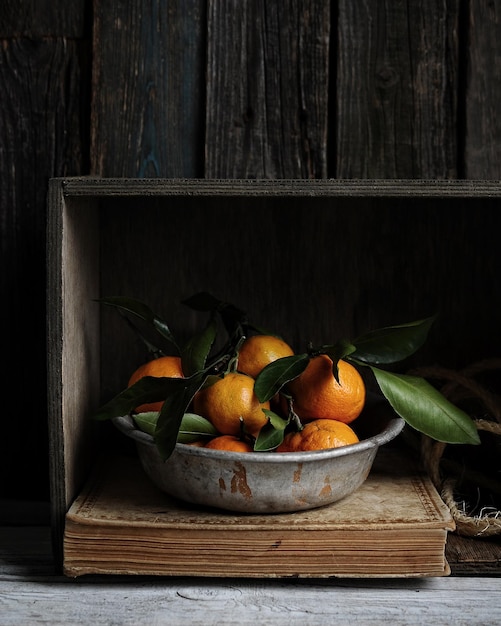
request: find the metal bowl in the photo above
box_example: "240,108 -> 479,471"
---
112,398 -> 404,514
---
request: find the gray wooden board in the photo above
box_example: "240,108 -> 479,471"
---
1,525 -> 500,626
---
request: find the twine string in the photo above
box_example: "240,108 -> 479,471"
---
410,360 -> 501,538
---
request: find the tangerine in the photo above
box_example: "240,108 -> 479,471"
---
237,334 -> 294,378
127,355 -> 184,413
205,435 -> 253,452
192,371 -> 270,437
286,355 -> 365,424
276,419 -> 359,452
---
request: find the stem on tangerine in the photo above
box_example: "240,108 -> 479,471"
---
283,395 -> 303,432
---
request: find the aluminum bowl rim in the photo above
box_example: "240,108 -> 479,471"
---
112,412 -> 405,464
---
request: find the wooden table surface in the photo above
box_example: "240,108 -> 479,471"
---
2,501 -> 501,626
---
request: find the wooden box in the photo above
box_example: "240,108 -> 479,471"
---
47,178 -> 501,569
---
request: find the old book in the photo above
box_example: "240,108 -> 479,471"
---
63,449 -> 455,578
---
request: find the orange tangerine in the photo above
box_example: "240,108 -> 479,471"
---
276,419 -> 359,452
127,355 -> 184,413
205,435 -> 253,452
287,355 -> 365,424
237,334 -> 294,378
193,371 -> 270,437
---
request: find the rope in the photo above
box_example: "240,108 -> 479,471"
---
410,360 -> 501,538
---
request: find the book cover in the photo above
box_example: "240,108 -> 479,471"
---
63,449 -> 455,578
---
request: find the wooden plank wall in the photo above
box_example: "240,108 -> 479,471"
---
0,1 -> 90,502
336,1 -> 459,178
1,0 -> 500,502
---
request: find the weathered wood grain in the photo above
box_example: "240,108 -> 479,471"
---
336,0 -> 459,178
45,179 -> 501,412
2,576 -> 501,626
0,0 -> 87,37
91,0 -> 205,177
205,0 -> 330,178
58,177 -> 501,197
0,527 -> 500,625
464,1 -> 501,178
3,0 -> 501,510
0,525 -> 500,626
0,37 -> 88,500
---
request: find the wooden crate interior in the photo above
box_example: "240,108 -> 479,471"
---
98,193 -> 501,399
48,178 -> 501,565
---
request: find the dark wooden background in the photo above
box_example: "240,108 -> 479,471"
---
2,1 -> 500,504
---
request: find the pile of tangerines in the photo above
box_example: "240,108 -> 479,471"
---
93,291 -> 480,460
127,333 -> 365,454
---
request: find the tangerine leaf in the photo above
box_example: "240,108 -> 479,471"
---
182,291 -> 247,328
254,410 -> 289,451
319,341 -> 356,363
254,354 -> 310,403
218,303 -> 248,338
371,367 -> 480,445
181,292 -> 222,311
182,292 -> 249,352
177,413 -> 218,443
263,408 -> 289,431
181,316 -> 218,376
91,376 -> 188,421
318,341 -> 357,382
133,411 -> 217,443
154,372 -> 207,460
351,316 -> 436,365
98,296 -> 179,351
132,411 -> 158,436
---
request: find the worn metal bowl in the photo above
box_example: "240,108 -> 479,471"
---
112,398 -> 404,514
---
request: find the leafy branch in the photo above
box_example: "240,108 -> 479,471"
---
253,316 -> 480,447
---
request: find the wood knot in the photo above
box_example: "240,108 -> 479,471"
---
376,67 -> 399,89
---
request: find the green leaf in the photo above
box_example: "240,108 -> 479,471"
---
316,341 -> 357,382
264,408 -> 290,430
132,411 -> 158,436
154,372 -> 208,460
177,413 -> 218,443
181,316 -> 218,376
181,292 -> 222,311
321,341 -> 356,361
371,367 -> 481,445
91,376 -> 188,421
254,410 -> 289,451
351,316 -> 436,365
133,411 -> 217,443
98,296 -> 179,351
182,292 -> 248,342
254,354 -> 310,403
